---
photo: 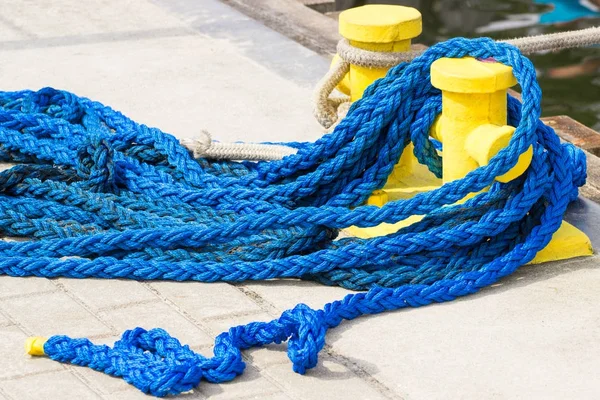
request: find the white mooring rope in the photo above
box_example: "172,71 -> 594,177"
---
315,26 -> 600,129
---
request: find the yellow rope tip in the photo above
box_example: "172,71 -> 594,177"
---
25,337 -> 47,356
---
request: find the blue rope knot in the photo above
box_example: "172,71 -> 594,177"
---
75,134 -> 119,193
280,304 -> 327,374
0,37 -> 589,396
22,87 -> 84,123
44,328 -> 206,397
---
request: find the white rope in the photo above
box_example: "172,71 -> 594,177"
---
312,58 -> 351,129
336,26 -> 600,69
504,26 -> 600,55
315,26 -> 600,128
181,131 -> 297,161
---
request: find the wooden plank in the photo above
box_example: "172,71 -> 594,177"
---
543,115 -> 600,157
579,148 -> 600,203
545,115 -> 600,202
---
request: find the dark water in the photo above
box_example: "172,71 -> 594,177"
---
336,0 -> 600,130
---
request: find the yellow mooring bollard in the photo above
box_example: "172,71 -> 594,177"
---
337,5 -> 443,237
431,57 -> 533,184
430,57 -> 592,263
337,5 -> 423,192
342,7 -> 592,263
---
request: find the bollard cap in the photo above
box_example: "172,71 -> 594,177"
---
431,57 -> 517,93
339,5 -> 422,43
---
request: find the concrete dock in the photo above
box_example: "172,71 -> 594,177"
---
0,1 -> 598,399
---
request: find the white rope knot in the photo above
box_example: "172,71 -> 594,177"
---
181,130 -> 213,159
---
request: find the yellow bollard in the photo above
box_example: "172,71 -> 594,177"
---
338,5 -> 444,239
341,5 -> 446,237
338,5 -> 425,188
430,56 -> 592,263
430,57 -> 533,185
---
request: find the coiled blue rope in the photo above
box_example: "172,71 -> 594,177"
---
0,38 -> 587,397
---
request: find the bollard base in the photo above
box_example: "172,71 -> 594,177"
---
347,157 -> 594,263
347,216 -> 593,264
529,221 -> 593,264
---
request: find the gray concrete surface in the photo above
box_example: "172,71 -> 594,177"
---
0,1 -> 598,399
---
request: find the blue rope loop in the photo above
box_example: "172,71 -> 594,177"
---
0,37 -> 587,396
43,303 -> 328,397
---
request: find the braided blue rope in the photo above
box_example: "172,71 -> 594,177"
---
1,38 -> 587,397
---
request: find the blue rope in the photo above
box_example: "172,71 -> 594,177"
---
0,38 -> 587,397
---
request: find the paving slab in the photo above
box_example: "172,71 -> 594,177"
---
0,1 -> 598,400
